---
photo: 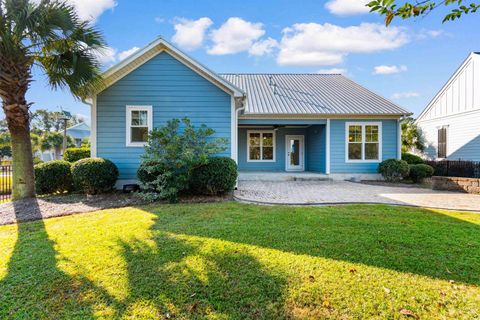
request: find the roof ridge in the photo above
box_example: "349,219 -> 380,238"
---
219,73 -> 342,75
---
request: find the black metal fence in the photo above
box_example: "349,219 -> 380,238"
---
0,165 -> 12,202
426,160 -> 480,178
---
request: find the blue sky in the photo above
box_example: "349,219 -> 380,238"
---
14,0 -> 480,123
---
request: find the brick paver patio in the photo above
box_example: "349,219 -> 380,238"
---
234,180 -> 480,211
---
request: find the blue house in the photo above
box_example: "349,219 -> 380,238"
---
66,122 -> 90,147
88,38 -> 409,186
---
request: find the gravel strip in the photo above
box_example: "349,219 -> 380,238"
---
0,192 -> 233,226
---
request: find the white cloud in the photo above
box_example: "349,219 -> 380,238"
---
172,17 -> 213,50
325,0 -> 370,16
277,22 -> 409,66
208,17 -> 265,55
32,0 -> 116,21
249,38 -> 279,56
95,46 -> 117,65
317,68 -> 348,74
416,29 -> 444,40
373,65 -> 407,75
391,91 -> 420,99
154,17 -> 166,24
118,47 -> 140,61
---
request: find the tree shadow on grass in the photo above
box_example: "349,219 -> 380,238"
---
144,203 -> 480,286
0,199 -> 120,319
117,229 -> 288,319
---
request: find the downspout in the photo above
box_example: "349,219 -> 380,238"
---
234,95 -> 246,189
82,97 -> 95,157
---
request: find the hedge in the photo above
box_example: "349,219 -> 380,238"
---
190,157 -> 238,195
64,148 -> 91,162
34,160 -> 72,194
72,158 -> 118,194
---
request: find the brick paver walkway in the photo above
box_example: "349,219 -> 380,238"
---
234,180 -> 480,211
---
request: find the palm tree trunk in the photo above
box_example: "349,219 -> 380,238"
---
4,100 -> 35,199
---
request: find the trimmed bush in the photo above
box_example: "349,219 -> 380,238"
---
64,147 -> 90,162
190,157 -> 238,195
378,159 -> 409,182
409,164 -> 434,183
402,152 -> 424,165
72,158 -> 118,194
34,160 -> 72,195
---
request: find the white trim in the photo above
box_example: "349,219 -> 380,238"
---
100,37 -> 244,98
345,122 -> 383,163
416,52 -> 478,122
397,119 -> 402,159
125,105 -> 153,147
239,114 -> 404,120
326,119 -> 330,174
246,130 -> 276,162
91,96 -> 97,157
285,135 -> 305,171
231,96 -> 237,163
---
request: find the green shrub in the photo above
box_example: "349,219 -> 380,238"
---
190,157 -> 238,195
409,164 -> 434,183
402,152 -> 424,165
138,118 -> 227,203
378,159 -> 409,182
64,147 -> 90,162
72,158 -> 118,194
34,160 -> 72,195
33,157 -> 43,165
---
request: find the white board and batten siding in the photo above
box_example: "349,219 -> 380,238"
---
416,52 -> 480,161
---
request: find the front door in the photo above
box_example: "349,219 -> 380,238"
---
285,135 -> 304,171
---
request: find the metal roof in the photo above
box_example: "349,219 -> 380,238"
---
221,74 -> 410,116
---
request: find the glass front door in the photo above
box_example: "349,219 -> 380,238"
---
285,135 -> 304,171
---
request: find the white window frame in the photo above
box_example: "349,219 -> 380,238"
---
247,130 -> 276,162
345,122 -> 382,163
126,105 -> 153,147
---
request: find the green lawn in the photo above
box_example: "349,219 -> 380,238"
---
0,203 -> 479,319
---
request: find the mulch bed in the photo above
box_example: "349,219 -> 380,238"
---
0,192 -> 232,226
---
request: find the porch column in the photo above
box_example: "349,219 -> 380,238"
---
326,119 -> 330,174
397,119 -> 402,159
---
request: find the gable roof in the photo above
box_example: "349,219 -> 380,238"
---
221,74 -> 410,116
98,37 -> 245,97
67,122 -> 90,132
416,52 -> 479,122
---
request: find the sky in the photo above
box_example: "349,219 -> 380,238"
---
8,0 -> 480,123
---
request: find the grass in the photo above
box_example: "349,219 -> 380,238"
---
0,203 -> 479,319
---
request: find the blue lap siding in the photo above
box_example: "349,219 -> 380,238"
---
96,52 -> 232,180
330,119 -> 399,173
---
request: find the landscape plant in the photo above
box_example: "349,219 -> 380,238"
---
190,157 -> 238,195
34,160 -> 72,194
72,158 -> 118,194
138,118 -> 227,203
63,148 -> 91,162
378,158 -> 410,182
409,163 -> 435,183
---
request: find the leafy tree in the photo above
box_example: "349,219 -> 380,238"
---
40,131 -> 74,158
368,0 -> 480,26
0,0 -> 105,199
31,109 -> 86,134
401,117 -> 425,153
0,131 -> 11,158
138,118 -> 227,203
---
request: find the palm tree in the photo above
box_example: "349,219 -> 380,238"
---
0,0 -> 105,199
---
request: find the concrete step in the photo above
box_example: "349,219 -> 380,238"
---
238,172 -> 332,182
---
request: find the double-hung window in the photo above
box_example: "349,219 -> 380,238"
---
126,105 -> 152,147
247,130 -> 275,162
346,122 -> 382,162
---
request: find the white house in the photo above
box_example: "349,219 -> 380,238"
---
416,52 -> 480,161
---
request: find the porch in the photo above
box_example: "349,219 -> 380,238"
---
236,119 -> 328,174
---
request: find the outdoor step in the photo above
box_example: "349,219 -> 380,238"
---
238,172 -> 332,182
